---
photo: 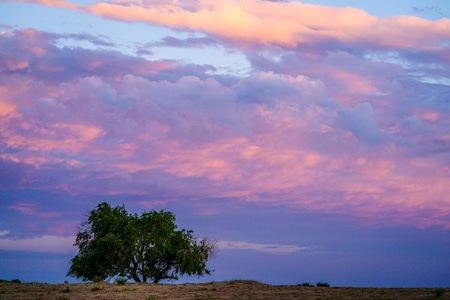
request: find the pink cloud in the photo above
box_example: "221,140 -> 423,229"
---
10,202 -> 63,218
0,100 -> 15,116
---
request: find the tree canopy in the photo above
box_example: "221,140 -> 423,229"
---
67,202 -> 216,283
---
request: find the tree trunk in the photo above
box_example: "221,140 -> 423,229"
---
132,274 -> 141,282
130,257 -> 141,283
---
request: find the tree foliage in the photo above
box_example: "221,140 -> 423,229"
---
67,202 -> 216,283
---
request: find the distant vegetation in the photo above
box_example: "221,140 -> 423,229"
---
316,282 -> 331,287
298,282 -> 330,287
0,279 -> 21,283
299,282 -> 314,287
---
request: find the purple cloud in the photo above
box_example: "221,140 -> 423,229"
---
339,102 -> 389,145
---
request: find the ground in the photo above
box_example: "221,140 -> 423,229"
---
0,280 -> 448,300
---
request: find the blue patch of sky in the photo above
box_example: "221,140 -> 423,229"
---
364,51 -> 450,86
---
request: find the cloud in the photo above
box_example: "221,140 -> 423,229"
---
12,0 -> 450,50
0,235 -> 76,253
1,25 -> 450,230
217,240 -> 311,254
0,234 -> 308,255
339,102 -> 389,145
412,6 -> 445,17
0,28 -> 176,83
150,35 -> 220,49
10,0 -> 77,9
10,202 -> 63,218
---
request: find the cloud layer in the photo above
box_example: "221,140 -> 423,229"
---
1,0 -> 450,247
1,12 -> 450,234
217,240 -> 312,255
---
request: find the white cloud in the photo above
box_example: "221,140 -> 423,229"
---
0,235 -> 76,253
0,230 -> 10,237
217,240 -> 312,255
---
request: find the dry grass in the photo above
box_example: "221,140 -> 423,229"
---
0,280 -> 448,300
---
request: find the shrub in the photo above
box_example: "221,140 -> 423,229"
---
316,282 -> 330,287
299,282 -> 314,287
11,279 -> 21,283
115,277 -> 128,285
90,278 -> 104,292
434,288 -> 445,298
92,276 -> 103,283
92,282 -> 104,291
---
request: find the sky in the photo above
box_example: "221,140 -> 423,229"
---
0,0 -> 450,287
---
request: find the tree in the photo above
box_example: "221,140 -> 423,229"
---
67,202 -> 216,283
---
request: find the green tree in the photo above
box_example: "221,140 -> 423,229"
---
67,202 -> 216,283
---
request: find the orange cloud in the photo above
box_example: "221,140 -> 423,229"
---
0,100 -> 15,116
21,0 -> 440,49
51,123 -> 104,142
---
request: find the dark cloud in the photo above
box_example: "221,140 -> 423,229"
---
339,102 -> 389,146
0,158 -> 30,188
63,33 -> 116,47
234,72 -> 298,104
150,35 -> 221,48
412,5 -> 446,17
0,28 -> 177,83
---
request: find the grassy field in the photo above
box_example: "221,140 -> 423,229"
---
0,280 -> 448,300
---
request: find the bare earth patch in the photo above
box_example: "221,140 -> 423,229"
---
0,280 -> 448,300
